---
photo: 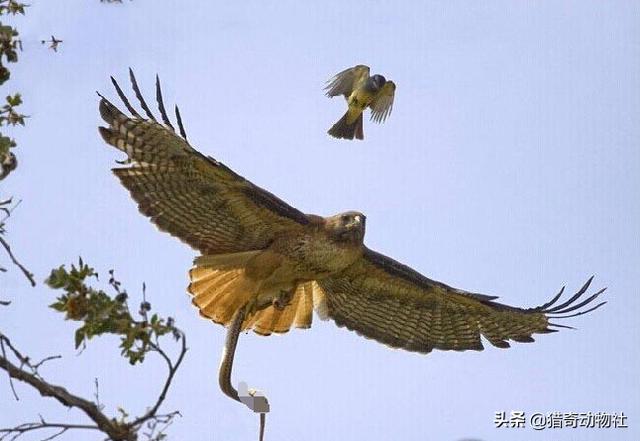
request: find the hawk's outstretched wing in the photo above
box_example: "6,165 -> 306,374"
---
369,81 -> 395,123
98,70 -> 310,255
324,65 -> 370,98
317,248 -> 606,354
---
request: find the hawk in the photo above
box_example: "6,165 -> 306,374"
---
326,64 -> 396,140
97,71 -> 605,354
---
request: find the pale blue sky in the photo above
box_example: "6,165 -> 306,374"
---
2,1 -> 639,440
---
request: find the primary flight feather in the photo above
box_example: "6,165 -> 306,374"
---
97,71 -> 605,353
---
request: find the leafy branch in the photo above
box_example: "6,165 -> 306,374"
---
46,260 -> 182,365
0,1 -> 26,181
0,1 -> 27,16
1,260 -> 187,441
0,93 -> 25,126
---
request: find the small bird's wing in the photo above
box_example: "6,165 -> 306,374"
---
98,71 -> 310,255
324,65 -> 370,98
317,248 -> 605,354
369,81 -> 395,123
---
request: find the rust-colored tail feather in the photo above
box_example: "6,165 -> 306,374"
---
189,266 -> 255,326
243,283 -> 315,335
188,253 -> 316,335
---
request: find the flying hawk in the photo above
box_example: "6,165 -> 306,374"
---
97,71 -> 605,354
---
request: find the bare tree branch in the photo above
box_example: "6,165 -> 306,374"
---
0,236 -> 34,286
0,336 -> 18,400
0,324 -> 185,440
0,421 -> 99,441
140,411 -> 181,441
32,355 -> 62,371
131,331 -> 187,428
0,199 -> 35,287
0,333 -> 133,440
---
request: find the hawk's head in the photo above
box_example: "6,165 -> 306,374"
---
327,211 -> 366,245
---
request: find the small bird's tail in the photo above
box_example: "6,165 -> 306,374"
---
328,112 -> 364,140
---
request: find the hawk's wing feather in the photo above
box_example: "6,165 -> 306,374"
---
369,81 -> 396,124
98,74 -> 309,255
324,65 -> 370,98
318,248 -> 606,354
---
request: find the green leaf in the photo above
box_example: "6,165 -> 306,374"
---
0,66 -> 9,85
49,299 -> 67,312
74,328 -> 85,349
6,93 -> 21,106
0,134 -> 15,154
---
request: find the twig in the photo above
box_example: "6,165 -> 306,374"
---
141,410 -> 181,440
0,421 -> 99,441
0,236 -> 35,287
40,427 -> 66,441
0,198 -> 18,222
0,200 -> 34,287
130,330 -> 187,429
0,336 -> 18,400
32,355 -> 62,370
0,334 -> 132,440
0,280 -> 185,440
94,377 -> 104,412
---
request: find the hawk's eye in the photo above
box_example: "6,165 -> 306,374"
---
341,215 -> 350,223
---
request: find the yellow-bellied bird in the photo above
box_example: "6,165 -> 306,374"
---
325,65 -> 396,140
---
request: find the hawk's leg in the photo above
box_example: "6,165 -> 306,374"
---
273,289 -> 294,310
251,287 -> 295,312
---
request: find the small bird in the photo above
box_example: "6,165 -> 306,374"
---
325,65 -> 396,140
41,35 -> 63,52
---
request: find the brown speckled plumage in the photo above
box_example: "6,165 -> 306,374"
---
98,72 -> 606,353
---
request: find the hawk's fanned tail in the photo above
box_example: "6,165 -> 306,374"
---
188,254 -> 315,335
242,283 -> 315,335
189,262 -> 257,327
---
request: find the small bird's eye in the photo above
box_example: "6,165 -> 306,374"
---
341,215 -> 350,222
